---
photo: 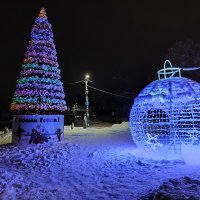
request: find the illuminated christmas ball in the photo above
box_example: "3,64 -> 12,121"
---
130,60 -> 200,155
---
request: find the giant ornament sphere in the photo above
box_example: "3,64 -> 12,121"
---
130,61 -> 200,154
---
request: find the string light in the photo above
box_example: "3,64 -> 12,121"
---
11,8 -> 66,114
130,60 -> 200,156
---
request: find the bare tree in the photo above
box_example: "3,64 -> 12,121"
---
166,39 -> 200,67
166,39 -> 200,81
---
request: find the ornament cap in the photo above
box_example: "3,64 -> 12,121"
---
157,60 -> 181,80
39,7 -> 47,18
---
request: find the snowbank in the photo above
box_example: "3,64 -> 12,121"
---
0,122 -> 200,199
0,131 -> 12,145
140,176 -> 200,200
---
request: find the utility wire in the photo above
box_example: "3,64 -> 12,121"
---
63,80 -> 84,85
88,85 -> 133,99
63,79 -> 93,85
63,79 -> 134,99
115,89 -> 136,95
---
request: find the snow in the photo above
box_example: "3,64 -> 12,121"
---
0,130 -> 12,145
0,122 -> 200,199
141,176 -> 200,199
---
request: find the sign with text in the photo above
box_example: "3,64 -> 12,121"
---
12,115 -> 64,145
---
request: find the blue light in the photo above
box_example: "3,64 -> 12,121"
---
129,60 -> 200,156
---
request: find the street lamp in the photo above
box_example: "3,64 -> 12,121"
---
85,74 -> 90,80
84,74 -> 90,127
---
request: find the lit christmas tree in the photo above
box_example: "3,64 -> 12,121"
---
11,8 -> 66,114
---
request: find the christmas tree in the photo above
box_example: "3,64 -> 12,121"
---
11,8 -> 67,114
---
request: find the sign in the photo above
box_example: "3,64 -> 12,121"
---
12,115 -> 64,145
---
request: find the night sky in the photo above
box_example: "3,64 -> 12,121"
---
1,1 -> 200,111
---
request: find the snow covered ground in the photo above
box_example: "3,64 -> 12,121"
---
0,122 -> 200,199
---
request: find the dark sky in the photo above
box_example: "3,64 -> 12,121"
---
1,1 -> 200,110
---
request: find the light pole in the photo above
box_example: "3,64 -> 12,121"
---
84,74 -> 90,127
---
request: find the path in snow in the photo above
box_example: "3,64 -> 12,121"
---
0,122 -> 200,199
